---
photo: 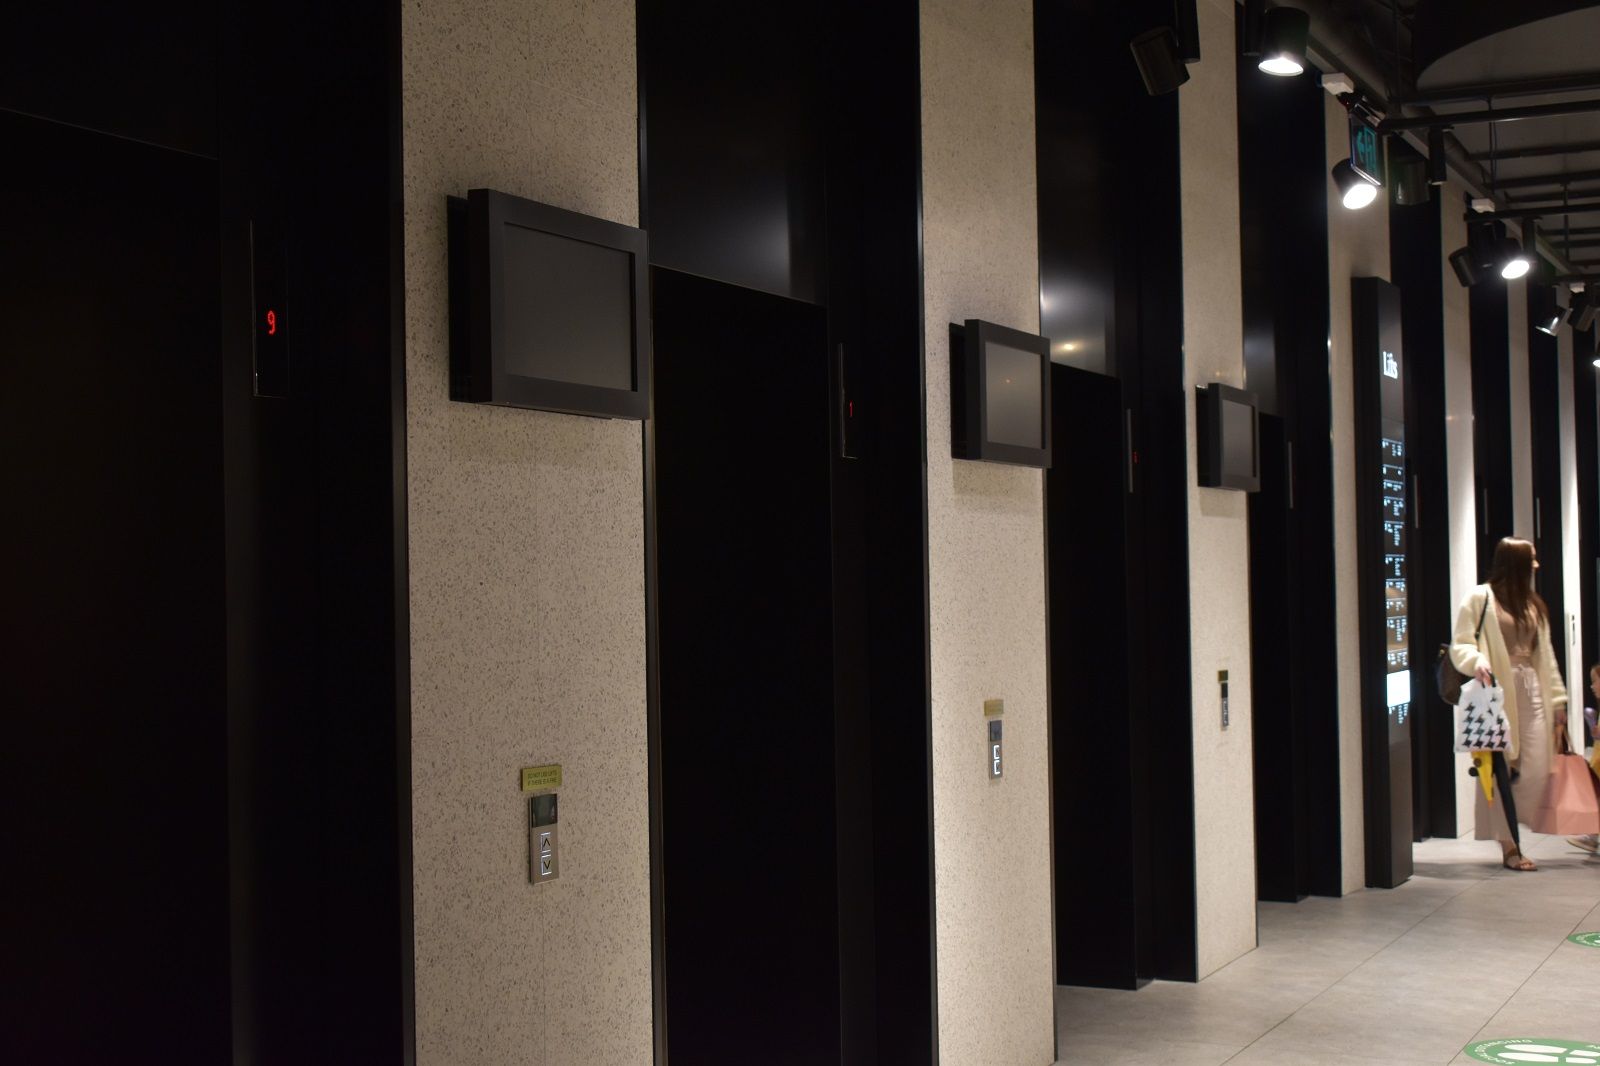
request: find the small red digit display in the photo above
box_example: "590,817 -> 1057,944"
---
265,309 -> 277,336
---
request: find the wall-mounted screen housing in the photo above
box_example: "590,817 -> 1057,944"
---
950,319 -> 1052,468
1197,382 -> 1260,491
449,188 -> 649,419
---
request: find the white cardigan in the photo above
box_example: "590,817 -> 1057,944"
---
1448,583 -> 1569,764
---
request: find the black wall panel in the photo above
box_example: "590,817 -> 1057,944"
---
1529,292 -> 1566,678
1235,17 -> 1343,898
1037,0 -> 1197,983
0,3 -> 219,158
0,110 -> 228,1064
1470,274 -> 1513,574
1389,183 -> 1456,840
1,3 -> 412,1059
639,0 -> 826,303
641,1 -> 934,1061
1576,327 -> 1600,691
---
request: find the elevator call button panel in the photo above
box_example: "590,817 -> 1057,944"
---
529,792 -> 559,884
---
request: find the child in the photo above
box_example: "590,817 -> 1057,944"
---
1567,664 -> 1600,855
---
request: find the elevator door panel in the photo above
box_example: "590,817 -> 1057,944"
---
0,111 -> 227,1060
653,267 -> 840,1064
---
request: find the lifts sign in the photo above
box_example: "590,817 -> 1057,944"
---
1382,349 -> 1399,380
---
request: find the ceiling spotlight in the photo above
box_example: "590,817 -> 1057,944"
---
1332,158 -> 1379,209
1573,293 -> 1599,332
1448,247 -> 1482,287
1131,26 -> 1190,95
1533,286 -> 1562,336
1497,237 -> 1531,280
1259,6 -> 1311,76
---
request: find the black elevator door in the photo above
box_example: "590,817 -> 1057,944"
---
0,112 -> 228,1060
1047,363 -> 1143,988
652,268 -> 840,1064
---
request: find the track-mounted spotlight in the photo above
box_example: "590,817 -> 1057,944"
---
1258,6 -> 1310,76
1497,237 -> 1531,281
1332,158 -> 1378,209
1448,247 -> 1481,287
1131,26 -> 1189,95
1533,286 -> 1562,335
1573,292 -> 1599,332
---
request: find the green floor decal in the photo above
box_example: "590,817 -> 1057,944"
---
1568,932 -> 1600,948
1465,1039 -> 1600,1063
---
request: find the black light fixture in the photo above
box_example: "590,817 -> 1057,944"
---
1533,285 -> 1562,335
1427,128 -> 1448,186
1259,6 -> 1311,76
1332,158 -> 1379,209
1448,246 -> 1481,287
1242,0 -> 1265,57
1573,291 -> 1599,332
1131,26 -> 1189,95
1498,227 -> 1533,281
1391,157 -> 1429,206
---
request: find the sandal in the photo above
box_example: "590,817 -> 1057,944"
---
1502,851 -> 1538,871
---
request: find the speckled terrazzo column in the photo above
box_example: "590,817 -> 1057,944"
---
1326,90 -> 1391,894
1180,0 -> 1258,979
1442,179 -> 1481,836
920,1 -> 1054,1063
401,2 -> 651,1063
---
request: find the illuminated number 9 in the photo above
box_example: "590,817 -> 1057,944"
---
265,309 -> 277,336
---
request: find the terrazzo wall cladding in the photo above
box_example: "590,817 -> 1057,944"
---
1510,280 -> 1534,538
1559,327 -> 1583,735
1325,93 -> 1390,893
402,2 -> 652,1064
920,0 -> 1054,1062
1441,184 -> 1480,836
1181,0 -> 1256,978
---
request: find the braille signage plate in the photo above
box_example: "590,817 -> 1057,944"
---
983,699 -> 1004,717
1569,932 -> 1600,948
520,764 -> 562,792
1464,1039 -> 1600,1065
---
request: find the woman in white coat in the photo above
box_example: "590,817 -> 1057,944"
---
1449,537 -> 1569,871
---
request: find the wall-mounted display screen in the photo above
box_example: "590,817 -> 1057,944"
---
984,341 -> 1045,449
1197,383 -> 1260,491
950,319 -> 1051,468
1221,397 -> 1257,479
500,225 -> 634,390
449,188 -> 649,419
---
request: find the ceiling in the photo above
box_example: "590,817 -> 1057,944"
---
1321,0 -> 1600,277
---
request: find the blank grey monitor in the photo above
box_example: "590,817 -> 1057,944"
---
1222,397 -> 1256,479
984,340 -> 1044,449
501,224 -> 634,391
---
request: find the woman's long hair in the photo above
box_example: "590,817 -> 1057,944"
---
1488,537 -> 1547,632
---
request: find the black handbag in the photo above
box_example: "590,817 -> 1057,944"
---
1436,595 -> 1489,705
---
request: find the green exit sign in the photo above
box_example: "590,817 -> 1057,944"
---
1350,121 -> 1383,186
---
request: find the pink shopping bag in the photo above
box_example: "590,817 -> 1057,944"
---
1529,753 -> 1600,835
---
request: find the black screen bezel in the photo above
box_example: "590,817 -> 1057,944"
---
1197,382 -> 1260,492
951,319 -> 1052,469
451,188 -> 649,419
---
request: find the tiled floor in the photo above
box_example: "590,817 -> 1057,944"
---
1055,832 -> 1600,1065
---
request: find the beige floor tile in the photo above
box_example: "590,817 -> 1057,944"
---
1056,836 -> 1600,1066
